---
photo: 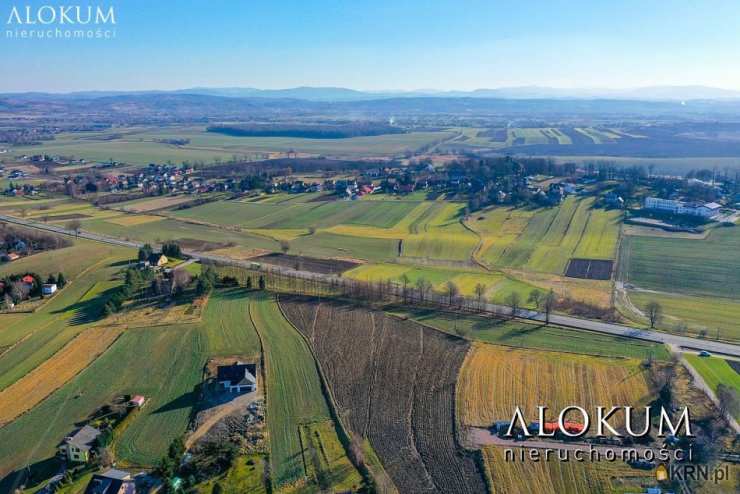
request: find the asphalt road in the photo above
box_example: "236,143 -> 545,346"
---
3,213 -> 740,358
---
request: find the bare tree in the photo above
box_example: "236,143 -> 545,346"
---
527,289 -> 543,309
543,289 -> 556,325
10,281 -> 30,304
171,269 -> 192,295
400,273 -> 410,303
279,240 -> 290,254
717,384 -> 740,418
645,301 -> 663,328
474,283 -> 486,311
416,278 -> 431,303
505,292 -> 521,317
445,281 -> 459,306
66,219 -> 82,237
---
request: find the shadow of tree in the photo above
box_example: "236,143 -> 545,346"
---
0,456 -> 61,494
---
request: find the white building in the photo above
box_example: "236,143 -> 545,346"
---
644,197 -> 721,218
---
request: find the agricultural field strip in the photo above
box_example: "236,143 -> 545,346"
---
0,324 -> 124,427
280,298 -> 488,493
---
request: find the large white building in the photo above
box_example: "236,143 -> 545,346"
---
644,197 -> 721,218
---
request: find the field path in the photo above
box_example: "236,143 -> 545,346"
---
185,390 -> 261,449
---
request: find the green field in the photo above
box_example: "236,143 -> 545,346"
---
628,290 -> 740,342
467,197 -> 620,274
11,126 -> 454,163
393,307 -> 670,360
624,226 -> 740,299
401,202 -> 479,261
0,251 -> 131,392
0,287 -> 265,479
685,355 -> 740,419
248,293 -> 337,488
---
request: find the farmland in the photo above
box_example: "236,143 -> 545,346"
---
466,197 -> 621,275
684,355 -> 740,398
628,290 -> 740,342
10,126 -> 455,164
0,323 -> 203,478
622,226 -> 740,299
280,297 -> 488,493
457,343 -> 653,427
248,293 -> 352,489
483,447 -> 653,494
392,307 -> 670,360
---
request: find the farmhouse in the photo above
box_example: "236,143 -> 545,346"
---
83,468 -> 135,494
58,425 -> 101,463
42,283 -> 57,295
217,362 -> 257,393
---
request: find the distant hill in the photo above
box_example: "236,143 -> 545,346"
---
5,85 -> 740,102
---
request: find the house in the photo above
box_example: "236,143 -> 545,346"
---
605,192 -> 625,208
83,469 -> 136,494
21,275 -> 35,287
58,425 -> 101,463
148,253 -> 168,267
217,362 -> 257,393
42,283 -> 58,295
128,395 -> 146,408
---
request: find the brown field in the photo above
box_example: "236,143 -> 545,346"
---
253,253 -> 360,275
458,344 -> 653,427
565,258 -> 614,280
0,324 -> 123,426
41,213 -> 92,221
503,268 -> 612,308
483,447 -> 653,494
280,297 -> 487,494
119,195 -> 196,212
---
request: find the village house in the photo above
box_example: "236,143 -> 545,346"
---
128,395 -> 146,408
148,253 -> 168,267
58,425 -> 101,463
83,468 -> 136,494
217,362 -> 257,393
42,283 -> 57,295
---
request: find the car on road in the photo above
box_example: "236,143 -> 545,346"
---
698,350 -> 712,357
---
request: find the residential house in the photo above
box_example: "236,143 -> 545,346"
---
58,425 -> 101,463
1,252 -> 20,262
42,283 -> 58,295
148,253 -> 168,267
21,275 -> 35,287
217,362 -> 257,393
83,469 -> 136,494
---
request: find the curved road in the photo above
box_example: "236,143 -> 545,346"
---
2,213 -> 740,358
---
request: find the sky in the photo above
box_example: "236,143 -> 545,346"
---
2,0 -> 740,92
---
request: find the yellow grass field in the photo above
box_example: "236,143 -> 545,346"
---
458,344 -> 652,427
0,325 -> 124,426
106,214 -> 164,226
483,447 -> 653,494
503,268 -> 613,308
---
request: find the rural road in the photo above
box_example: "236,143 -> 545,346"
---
3,213 -> 740,358
469,427 -> 658,456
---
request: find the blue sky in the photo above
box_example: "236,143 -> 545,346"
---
2,0 -> 740,92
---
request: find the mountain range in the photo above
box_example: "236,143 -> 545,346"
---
4,85 -> 740,102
